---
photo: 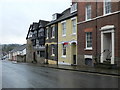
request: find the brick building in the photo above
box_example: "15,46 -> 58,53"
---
77,1 -> 120,67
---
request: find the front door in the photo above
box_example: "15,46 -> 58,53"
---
45,44 -> 48,64
71,43 -> 77,65
33,52 -> 37,63
73,55 -> 76,64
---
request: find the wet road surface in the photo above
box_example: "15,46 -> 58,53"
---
2,60 -> 119,88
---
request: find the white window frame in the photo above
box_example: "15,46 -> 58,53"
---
51,26 -> 55,39
61,21 -> 66,37
51,45 -> 55,56
104,0 -> 111,15
85,5 -> 91,21
46,28 -> 49,39
71,17 -> 77,35
86,32 -> 92,50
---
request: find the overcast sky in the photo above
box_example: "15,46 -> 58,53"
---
0,0 -> 71,44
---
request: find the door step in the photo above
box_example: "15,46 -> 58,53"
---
103,60 -> 111,64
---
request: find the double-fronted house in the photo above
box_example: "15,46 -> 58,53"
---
58,3 -> 77,65
26,20 -> 49,64
76,1 -> 120,67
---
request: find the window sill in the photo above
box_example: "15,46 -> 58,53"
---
85,19 -> 92,22
61,56 -> 66,58
84,48 -> 93,51
103,12 -> 112,16
62,35 -> 66,37
51,54 -> 55,56
51,37 -> 55,39
71,33 -> 76,36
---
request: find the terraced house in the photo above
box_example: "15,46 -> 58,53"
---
76,1 -> 120,68
58,3 -> 77,65
45,14 -> 61,64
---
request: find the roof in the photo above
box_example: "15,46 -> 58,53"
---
11,44 -> 26,52
46,8 -> 77,26
26,20 -> 49,39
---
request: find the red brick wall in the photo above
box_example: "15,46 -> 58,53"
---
77,1 -> 120,66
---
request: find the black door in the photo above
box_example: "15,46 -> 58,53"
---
73,55 -> 76,64
46,45 -> 48,59
45,44 -> 48,64
33,52 -> 37,63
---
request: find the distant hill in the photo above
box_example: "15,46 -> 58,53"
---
1,44 -> 21,55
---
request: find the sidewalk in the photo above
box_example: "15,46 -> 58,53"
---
29,63 -> 120,76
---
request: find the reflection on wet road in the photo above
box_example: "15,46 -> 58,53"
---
2,60 -> 119,88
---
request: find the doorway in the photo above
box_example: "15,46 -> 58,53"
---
71,42 -> 77,65
100,25 -> 115,64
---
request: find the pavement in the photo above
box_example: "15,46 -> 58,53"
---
25,62 -> 120,76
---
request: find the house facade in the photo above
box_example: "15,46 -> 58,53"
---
77,1 -> 120,67
58,3 -> 78,65
45,14 -> 61,64
9,44 -> 26,62
26,23 -> 38,63
26,20 -> 49,64
26,24 -> 34,63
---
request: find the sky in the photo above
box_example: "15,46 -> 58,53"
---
0,0 -> 71,44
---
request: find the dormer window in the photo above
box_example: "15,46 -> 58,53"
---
70,3 -> 77,13
52,14 -> 57,21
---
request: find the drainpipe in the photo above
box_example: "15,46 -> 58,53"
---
95,1 -> 98,64
57,24 -> 58,66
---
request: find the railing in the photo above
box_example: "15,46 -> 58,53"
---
106,51 -> 112,61
94,49 -> 109,64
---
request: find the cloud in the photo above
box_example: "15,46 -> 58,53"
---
0,0 -> 71,44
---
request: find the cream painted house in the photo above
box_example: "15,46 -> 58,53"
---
58,3 -> 78,65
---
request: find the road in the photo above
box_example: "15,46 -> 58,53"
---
2,60 -> 119,88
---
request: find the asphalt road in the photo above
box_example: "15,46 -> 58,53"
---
2,60 -> 119,88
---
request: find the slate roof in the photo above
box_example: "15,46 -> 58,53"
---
26,20 -> 49,39
11,44 -> 26,52
46,8 -> 77,26
38,20 -> 50,28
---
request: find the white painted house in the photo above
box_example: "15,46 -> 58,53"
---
9,44 -> 26,62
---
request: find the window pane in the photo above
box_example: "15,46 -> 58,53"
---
40,51 -> 45,57
86,32 -> 92,48
62,22 -> 66,35
62,44 -> 66,55
86,5 -> 91,20
52,45 -> 55,55
72,19 -> 76,34
105,0 -> 111,14
52,26 -> 55,37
